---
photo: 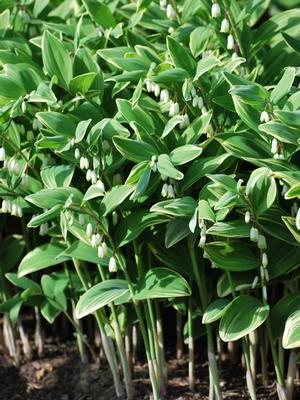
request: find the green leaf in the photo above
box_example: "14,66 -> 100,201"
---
27,205 -> 62,228
5,273 -> 41,293
283,310 -> 300,349
194,55 -> 220,81
207,220 -> 250,238
197,200 -> 216,222
116,99 -> 155,135
151,197 -> 197,217
169,145 -> 202,166
167,36 -> 196,76
41,165 -> 75,188
270,67 -> 295,104
220,296 -> 269,341
76,280 -> 130,318
285,184 -> 300,199
134,268 -> 191,300
0,235 -> 25,274
113,136 -> 158,162
274,109 -> 300,129
83,184 -> 105,202
59,240 -> 109,266
161,115 -> 184,139
114,210 -> 170,247
165,219 -> 190,248
202,299 -> 230,324
204,241 -> 259,271
217,271 -> 257,297
190,27 -> 211,57
216,133 -> 271,160
151,68 -> 189,84
83,0 -> 116,29
18,243 -> 68,277
270,294 -> 300,340
157,154 -> 184,180
26,188 -> 83,209
246,167 -> 277,216
36,112 -> 76,137
69,72 -> 97,94
259,121 -> 300,145
99,185 -> 135,216
42,31 -> 72,89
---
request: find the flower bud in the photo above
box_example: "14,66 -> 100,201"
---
245,211 -> 251,224
79,214 -> 85,225
161,183 -> 168,197
201,106 -> 208,114
84,157 -> 89,170
160,0 -> 167,7
291,202 -> 298,217
145,79 -> 151,93
86,169 -> 92,182
91,171 -> 97,185
198,96 -> 204,109
160,89 -> 169,103
232,52 -> 239,60
199,235 -> 207,247
169,102 -> 179,117
211,3 -> 221,18
251,276 -> 259,289
262,252 -> 268,267
101,242 -> 108,257
150,160 -> 157,172
166,3 -> 176,19
260,111 -> 270,123
11,203 -> 18,216
17,205 -> 23,218
1,200 -> 8,213
250,226 -> 259,242
0,147 -> 6,162
227,34 -> 234,50
91,233 -> 101,248
192,95 -> 199,107
167,184 -> 175,199
75,148 -> 80,159
257,234 -> 267,250
39,222 -> 48,236
80,156 -> 85,170
98,243 -> 106,259
191,87 -> 197,97
96,179 -> 105,191
112,211 -> 118,226
109,256 -> 118,273
22,174 -> 29,188
22,101 -> 27,113
154,84 -> 160,97
86,223 -> 93,238
220,18 -> 230,33
296,207 -> 300,230
271,138 -> 278,154
262,285 -> 268,301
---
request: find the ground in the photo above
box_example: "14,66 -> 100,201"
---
0,338 -> 299,400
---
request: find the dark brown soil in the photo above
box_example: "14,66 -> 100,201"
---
0,339 -> 299,400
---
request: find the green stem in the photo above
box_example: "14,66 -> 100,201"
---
97,264 -> 134,399
188,238 -> 222,400
226,270 -> 257,400
188,295 -> 195,392
72,258 -> 124,398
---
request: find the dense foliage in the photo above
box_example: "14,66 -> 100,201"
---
1,0 -> 300,399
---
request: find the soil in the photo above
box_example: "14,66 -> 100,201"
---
0,338 -> 299,400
